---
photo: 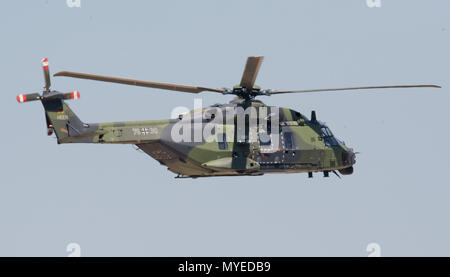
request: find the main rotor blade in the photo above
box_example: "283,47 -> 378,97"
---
53,71 -> 224,94
42,58 -> 51,91
240,56 -> 264,89
268,84 -> 441,95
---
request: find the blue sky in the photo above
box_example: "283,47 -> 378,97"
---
0,0 -> 449,256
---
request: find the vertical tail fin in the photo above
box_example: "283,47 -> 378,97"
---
43,98 -> 85,142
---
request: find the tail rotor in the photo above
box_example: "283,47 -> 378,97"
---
16,58 -> 81,136
16,58 -> 81,103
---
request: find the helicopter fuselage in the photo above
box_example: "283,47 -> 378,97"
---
47,98 -> 356,178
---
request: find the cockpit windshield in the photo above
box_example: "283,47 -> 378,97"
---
320,126 -> 340,146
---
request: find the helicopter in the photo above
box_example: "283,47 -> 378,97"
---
17,57 -> 440,178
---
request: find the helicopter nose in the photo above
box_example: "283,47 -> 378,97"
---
342,149 -> 356,166
339,150 -> 356,175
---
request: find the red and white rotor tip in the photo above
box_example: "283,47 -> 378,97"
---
47,124 -> 54,136
16,94 -> 27,103
42,58 -> 49,70
70,90 -> 80,99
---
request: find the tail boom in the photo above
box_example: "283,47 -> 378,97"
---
44,99 -> 168,144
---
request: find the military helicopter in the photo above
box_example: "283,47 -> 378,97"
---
17,57 -> 440,178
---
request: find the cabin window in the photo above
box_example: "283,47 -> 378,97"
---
258,120 -> 272,146
283,132 -> 294,150
218,133 -> 228,150
259,133 -> 271,146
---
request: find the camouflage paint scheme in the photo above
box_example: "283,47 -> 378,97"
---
43,93 -> 356,178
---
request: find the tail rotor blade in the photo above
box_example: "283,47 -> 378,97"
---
42,58 -> 51,91
16,93 -> 41,103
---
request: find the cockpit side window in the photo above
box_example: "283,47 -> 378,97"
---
321,127 -> 333,137
321,127 -> 339,146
